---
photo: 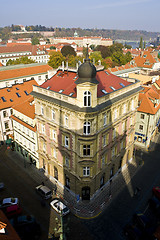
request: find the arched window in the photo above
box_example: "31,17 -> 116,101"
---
83,121 -> 91,135
84,91 -> 91,107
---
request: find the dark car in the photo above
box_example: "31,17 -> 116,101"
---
10,215 -> 41,240
133,213 -> 151,230
149,196 -> 160,212
3,204 -> 22,218
152,187 -> 160,201
124,224 -> 142,240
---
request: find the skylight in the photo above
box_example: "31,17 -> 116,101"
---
58,72 -> 62,77
46,86 -> 51,90
110,86 -> 116,91
69,92 -> 74,97
59,89 -> 64,93
73,75 -> 78,80
16,87 -> 19,90
16,93 -> 21,97
119,83 -> 125,87
101,89 -> 108,94
7,89 -> 10,92
10,99 -> 13,102
24,90 -> 29,95
1,97 -> 6,102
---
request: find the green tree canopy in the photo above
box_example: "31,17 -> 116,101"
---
32,37 -> 39,45
50,46 -> 56,50
139,37 -> 143,49
95,45 -> 111,59
89,51 -> 103,65
48,52 -> 65,69
61,45 -> 76,57
6,56 -> 36,66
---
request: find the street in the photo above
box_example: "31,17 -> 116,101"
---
0,134 -> 160,240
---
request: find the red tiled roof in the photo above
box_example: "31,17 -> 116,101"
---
41,69 -> 131,98
134,50 -> 159,68
11,115 -> 36,131
0,45 -> 47,56
0,64 -> 52,81
13,96 -> 35,119
0,79 -> 38,110
138,86 -> 160,114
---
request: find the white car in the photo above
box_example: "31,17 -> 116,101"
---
0,198 -> 19,208
50,199 -> 70,216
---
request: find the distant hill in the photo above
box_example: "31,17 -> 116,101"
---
0,25 -> 159,41
54,28 -> 160,41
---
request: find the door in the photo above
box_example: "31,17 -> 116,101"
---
82,186 -> 90,200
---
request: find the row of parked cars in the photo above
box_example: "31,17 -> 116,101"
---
36,184 -> 70,216
124,186 -> 160,240
0,196 -> 41,240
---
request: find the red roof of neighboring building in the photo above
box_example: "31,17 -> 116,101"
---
138,86 -> 160,114
41,69 -> 131,98
134,50 -> 159,68
0,64 -> 52,81
0,79 -> 38,110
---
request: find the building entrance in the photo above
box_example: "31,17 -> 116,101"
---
82,186 -> 90,200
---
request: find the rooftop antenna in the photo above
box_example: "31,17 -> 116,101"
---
85,43 -> 90,62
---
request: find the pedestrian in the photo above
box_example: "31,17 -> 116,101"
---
134,187 -> 141,196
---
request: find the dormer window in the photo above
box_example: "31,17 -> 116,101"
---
84,91 -> 91,107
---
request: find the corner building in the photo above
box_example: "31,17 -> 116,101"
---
32,56 -> 141,200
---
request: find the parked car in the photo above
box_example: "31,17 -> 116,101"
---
153,187 -> 160,201
4,204 -> 22,218
10,215 -> 41,240
0,197 -> 18,208
0,182 -> 4,190
149,196 -> 160,212
123,223 -> 142,240
35,184 -> 52,199
133,213 -> 152,230
50,199 -> 70,216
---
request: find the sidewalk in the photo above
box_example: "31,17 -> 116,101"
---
5,145 -> 145,219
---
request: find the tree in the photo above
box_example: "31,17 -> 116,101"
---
6,56 -> 36,66
96,45 -> 111,58
90,44 -> 96,51
111,51 -> 126,66
50,46 -> 56,50
61,46 -> 76,57
89,51 -> 102,65
139,37 -> 143,49
48,52 -> 65,69
124,43 -> 132,49
125,51 -> 132,63
32,37 -> 39,45
143,41 -> 146,49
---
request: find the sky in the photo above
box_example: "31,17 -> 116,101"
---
1,0 -> 160,32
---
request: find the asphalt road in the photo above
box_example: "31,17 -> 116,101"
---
1,134 -> 160,240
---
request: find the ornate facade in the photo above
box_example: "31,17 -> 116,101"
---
32,55 -> 141,200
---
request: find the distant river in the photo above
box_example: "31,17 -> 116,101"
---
115,40 -> 150,49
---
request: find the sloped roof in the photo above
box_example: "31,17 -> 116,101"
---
13,96 -> 35,119
40,69 -> 131,98
0,79 -> 38,110
0,64 -> 52,81
138,86 -> 160,114
134,50 -> 159,68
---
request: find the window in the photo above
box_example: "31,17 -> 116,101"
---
83,145 -> 90,156
65,175 -> 70,189
52,129 -> 56,140
121,139 -> 125,150
65,156 -> 69,167
54,167 -> 58,180
123,103 -> 126,114
131,99 -> 134,110
38,76 -> 41,80
113,128 -> 117,139
51,109 -> 55,120
53,149 -> 57,158
139,125 -> 143,130
41,124 -> 45,134
65,136 -> 69,147
100,175 -> 105,188
16,93 -> 21,98
41,106 -> 44,115
83,167 -> 90,176
43,142 -> 46,152
83,122 -> 90,135
84,91 -> 91,107
110,166 -> 114,178
3,111 -> 7,118
103,135 -> 106,146
113,108 -> 118,121
102,156 -> 105,167
103,114 -> 107,126
10,109 -> 13,115
141,114 -> 145,119
1,97 -> 6,102
4,122 -> 9,129
64,115 -> 68,127
24,90 -> 29,95
111,146 -> 117,158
